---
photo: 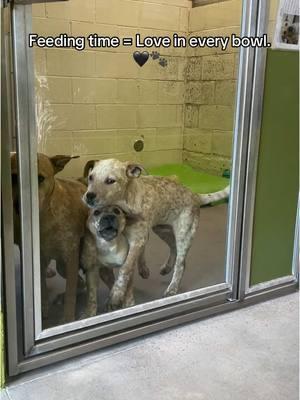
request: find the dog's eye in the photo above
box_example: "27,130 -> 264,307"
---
94,210 -> 100,216
113,208 -> 120,215
38,175 -> 45,184
89,174 -> 93,182
105,178 -> 116,185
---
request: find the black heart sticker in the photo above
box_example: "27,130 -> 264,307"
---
133,51 -> 149,67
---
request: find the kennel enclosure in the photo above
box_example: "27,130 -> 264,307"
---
1,0 -> 299,377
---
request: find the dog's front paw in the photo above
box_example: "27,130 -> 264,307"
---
79,310 -> 97,320
85,304 -> 97,318
107,287 -> 125,311
124,295 -> 135,308
163,284 -> 179,297
78,312 -> 88,320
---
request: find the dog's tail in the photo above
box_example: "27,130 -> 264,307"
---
198,185 -> 230,206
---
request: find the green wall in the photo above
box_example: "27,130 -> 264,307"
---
250,50 -> 299,285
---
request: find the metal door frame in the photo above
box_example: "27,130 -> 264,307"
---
1,0 -> 298,377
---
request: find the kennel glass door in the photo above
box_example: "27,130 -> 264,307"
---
3,0 -> 258,375
31,0 -> 242,330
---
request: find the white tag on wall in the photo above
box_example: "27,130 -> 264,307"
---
273,0 -> 300,50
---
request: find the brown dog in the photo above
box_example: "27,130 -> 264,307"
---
81,205 -> 134,317
11,153 -> 88,323
83,159 -> 229,310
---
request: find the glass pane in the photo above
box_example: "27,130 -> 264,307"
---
30,0 -> 243,328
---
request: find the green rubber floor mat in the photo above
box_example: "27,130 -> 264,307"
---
148,164 -> 229,195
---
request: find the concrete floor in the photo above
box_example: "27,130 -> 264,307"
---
2,293 -> 299,400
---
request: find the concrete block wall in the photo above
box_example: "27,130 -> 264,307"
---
183,0 -> 279,175
32,0 -> 279,178
183,0 -> 241,175
268,0 -> 280,38
32,0 -> 191,177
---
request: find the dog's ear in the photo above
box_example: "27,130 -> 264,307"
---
83,160 -> 98,178
50,155 -> 79,174
126,163 -> 147,179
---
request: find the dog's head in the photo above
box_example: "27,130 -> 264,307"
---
10,153 -> 78,213
88,205 -> 126,241
83,158 -> 146,208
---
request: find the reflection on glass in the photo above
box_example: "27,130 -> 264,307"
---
29,0 -> 243,328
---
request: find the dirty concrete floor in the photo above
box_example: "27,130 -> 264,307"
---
2,293 -> 299,400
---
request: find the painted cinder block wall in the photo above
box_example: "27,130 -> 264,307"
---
32,0 -> 281,178
32,0 -> 191,177
183,0 -> 241,175
183,0 -> 280,175
31,0 -> 242,178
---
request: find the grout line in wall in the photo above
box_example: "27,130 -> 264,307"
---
121,0 -> 191,9
188,25 -> 242,34
33,15 -> 241,40
36,75 -> 186,82
35,18 -> 241,36
35,47 -> 239,59
35,17 -> 188,34
50,129 -> 182,133
45,103 -> 185,107
38,47 -> 188,57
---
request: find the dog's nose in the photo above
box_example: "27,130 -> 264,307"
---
99,214 -> 118,230
101,214 -> 117,225
86,192 -> 96,204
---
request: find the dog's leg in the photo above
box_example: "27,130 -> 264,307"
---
99,267 -> 115,290
64,247 -> 79,322
123,270 -> 135,308
108,223 -> 148,311
57,261 -> 86,293
164,212 -> 199,297
86,265 -> 99,317
137,248 -> 150,279
153,225 -> 177,276
107,247 -> 142,311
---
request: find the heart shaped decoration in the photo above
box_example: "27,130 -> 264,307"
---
133,51 -> 149,67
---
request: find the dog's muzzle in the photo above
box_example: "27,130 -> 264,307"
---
97,214 -> 119,241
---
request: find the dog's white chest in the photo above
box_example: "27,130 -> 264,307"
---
96,236 -> 128,269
